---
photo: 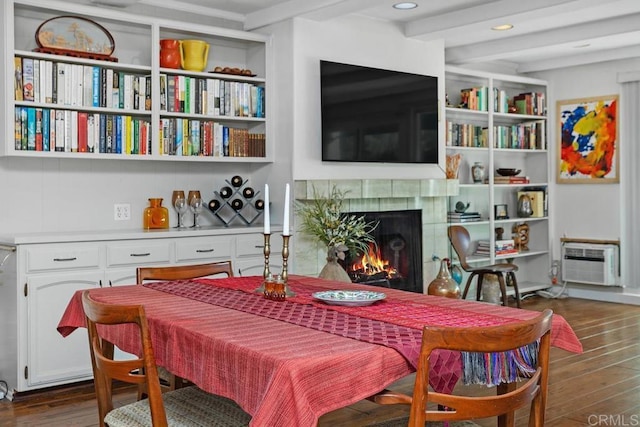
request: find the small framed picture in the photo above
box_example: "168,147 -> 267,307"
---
495,204 -> 509,219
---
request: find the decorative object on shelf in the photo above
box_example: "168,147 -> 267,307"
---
517,193 -> 533,218
557,95 -> 619,184
180,39 -> 209,72
187,190 -> 202,228
495,204 -> 509,219
296,185 -> 378,280
427,258 -> 461,299
172,190 -> 187,228
454,201 -> 470,213
208,176 -> 264,226
160,39 -> 182,69
143,198 -> 169,229
34,16 -> 118,62
495,227 -> 504,240
210,67 -> 256,77
513,223 -> 530,251
446,153 -> 462,179
471,162 -> 486,183
496,168 -> 521,177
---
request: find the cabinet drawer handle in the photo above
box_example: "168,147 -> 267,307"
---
196,249 -> 214,253
53,257 -> 77,262
130,253 -> 151,257
255,245 -> 265,249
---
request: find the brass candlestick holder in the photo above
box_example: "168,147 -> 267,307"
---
255,233 -> 272,294
281,234 -> 295,297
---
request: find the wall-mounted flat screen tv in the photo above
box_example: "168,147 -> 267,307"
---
320,60 -> 439,164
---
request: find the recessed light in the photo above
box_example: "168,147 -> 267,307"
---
491,24 -> 514,31
393,2 -> 418,10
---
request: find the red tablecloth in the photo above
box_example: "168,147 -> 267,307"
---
57,275 -> 582,427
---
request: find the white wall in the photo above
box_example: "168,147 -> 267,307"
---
286,15 -> 446,181
534,58 -> 640,298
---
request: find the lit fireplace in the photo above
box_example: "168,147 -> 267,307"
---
342,209 -> 423,293
348,242 -> 401,284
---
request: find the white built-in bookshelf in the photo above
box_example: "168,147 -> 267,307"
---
445,65 -> 552,295
4,0 -> 271,162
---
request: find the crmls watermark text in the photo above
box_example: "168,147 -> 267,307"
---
588,415 -> 640,426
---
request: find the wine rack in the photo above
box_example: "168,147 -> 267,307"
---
208,175 -> 264,226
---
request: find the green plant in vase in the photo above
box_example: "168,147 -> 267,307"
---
296,186 -> 378,282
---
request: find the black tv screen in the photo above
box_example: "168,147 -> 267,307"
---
320,60 -> 439,164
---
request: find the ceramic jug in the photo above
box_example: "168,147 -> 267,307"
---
427,259 -> 461,299
143,198 -> 169,229
159,39 -> 182,69
180,40 -> 209,72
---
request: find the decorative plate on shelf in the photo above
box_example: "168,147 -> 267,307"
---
209,67 -> 256,77
312,290 -> 386,306
35,15 -> 115,56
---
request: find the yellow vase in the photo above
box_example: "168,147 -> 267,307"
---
180,40 -> 209,72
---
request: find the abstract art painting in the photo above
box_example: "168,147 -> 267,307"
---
557,95 -> 619,183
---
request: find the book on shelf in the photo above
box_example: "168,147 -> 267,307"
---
494,176 -> 530,184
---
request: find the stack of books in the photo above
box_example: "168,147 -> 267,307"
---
494,176 -> 530,184
475,239 -> 519,256
448,211 -> 482,223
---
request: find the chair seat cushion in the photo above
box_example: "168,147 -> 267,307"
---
105,386 -> 251,427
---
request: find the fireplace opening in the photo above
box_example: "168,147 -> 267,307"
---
341,209 -> 423,293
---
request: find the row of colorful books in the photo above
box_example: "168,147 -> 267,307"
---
445,121 -> 488,148
160,74 -> 265,118
15,57 -> 151,111
456,87 -> 545,116
494,120 -> 546,150
159,118 -> 265,157
14,106 -> 151,154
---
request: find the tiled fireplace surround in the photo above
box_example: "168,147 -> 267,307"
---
293,179 -> 459,292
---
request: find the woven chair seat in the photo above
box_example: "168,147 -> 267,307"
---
105,386 -> 251,427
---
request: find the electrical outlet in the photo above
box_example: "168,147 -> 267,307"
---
114,204 -> 131,221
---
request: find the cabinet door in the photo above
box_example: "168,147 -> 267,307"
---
235,233 -> 283,276
105,267 -> 138,287
25,271 -> 102,388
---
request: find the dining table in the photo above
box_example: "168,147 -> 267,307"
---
57,274 -> 582,427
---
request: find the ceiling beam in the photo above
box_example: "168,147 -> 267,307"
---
243,0 -> 347,30
138,0 -> 244,21
445,12 -> 640,64
406,0 -> 621,41
517,44 -> 640,73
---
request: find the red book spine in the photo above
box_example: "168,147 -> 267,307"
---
77,112 -> 88,152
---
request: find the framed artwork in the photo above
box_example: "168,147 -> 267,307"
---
557,95 -> 619,184
494,204 -> 509,220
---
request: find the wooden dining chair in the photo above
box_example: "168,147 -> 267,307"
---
81,290 -> 251,427
136,260 -> 234,283
448,225 -> 521,308
135,261 -> 234,392
370,309 -> 553,427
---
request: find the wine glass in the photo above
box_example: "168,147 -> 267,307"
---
187,190 -> 201,227
172,190 -> 186,228
189,196 -> 203,228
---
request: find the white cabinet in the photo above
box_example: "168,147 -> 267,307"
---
0,227 -> 278,394
445,66 -> 551,295
4,0 -> 271,162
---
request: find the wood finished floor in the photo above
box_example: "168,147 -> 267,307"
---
1,295 -> 639,426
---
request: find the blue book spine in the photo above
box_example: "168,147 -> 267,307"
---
42,108 -> 50,151
26,107 -> 36,150
92,66 -> 100,107
115,115 -> 123,154
223,126 -> 229,156
99,114 -> 106,153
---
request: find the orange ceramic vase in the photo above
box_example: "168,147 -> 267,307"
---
143,198 -> 169,229
160,39 -> 182,69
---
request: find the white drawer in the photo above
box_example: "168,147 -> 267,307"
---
236,233 -> 283,257
175,236 -> 232,262
25,244 -> 101,273
106,241 -> 171,267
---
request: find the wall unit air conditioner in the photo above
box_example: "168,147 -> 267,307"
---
561,243 -> 619,286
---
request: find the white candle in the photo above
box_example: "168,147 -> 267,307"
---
283,183 -> 290,236
264,184 -> 270,234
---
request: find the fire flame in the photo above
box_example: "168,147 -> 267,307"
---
350,243 -> 399,278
